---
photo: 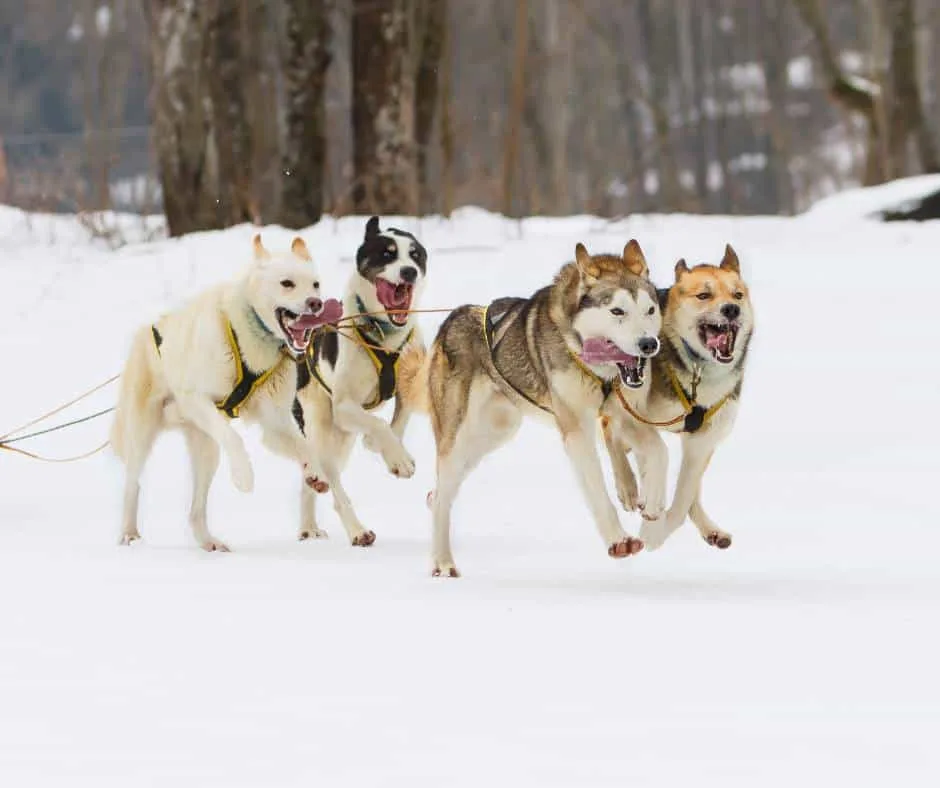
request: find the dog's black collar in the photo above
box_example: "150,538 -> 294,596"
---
681,337 -> 708,365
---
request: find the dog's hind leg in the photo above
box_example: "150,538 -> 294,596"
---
183,426 -> 228,552
117,399 -> 163,546
688,464 -> 732,550
430,385 -> 521,577
173,394 -> 254,494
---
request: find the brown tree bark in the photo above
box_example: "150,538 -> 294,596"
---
501,0 -> 528,217
278,0 -> 332,228
203,0 -> 256,225
352,0 -> 417,215
414,0 -> 447,211
144,0 -> 221,236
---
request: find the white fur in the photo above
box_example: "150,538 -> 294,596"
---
110,238 -> 327,551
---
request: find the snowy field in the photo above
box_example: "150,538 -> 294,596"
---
1,184 -> 939,786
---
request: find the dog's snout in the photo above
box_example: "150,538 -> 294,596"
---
638,336 -> 660,357
721,303 -> 741,321
400,266 -> 418,284
306,297 -> 323,314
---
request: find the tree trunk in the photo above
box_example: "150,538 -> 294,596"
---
144,0 -> 221,236
885,0 -> 940,176
501,0 -> 528,217
414,0 -> 447,212
278,0 -> 332,228
203,0 -> 255,225
352,0 -> 417,215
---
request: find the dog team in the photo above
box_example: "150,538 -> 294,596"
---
110,216 -> 754,577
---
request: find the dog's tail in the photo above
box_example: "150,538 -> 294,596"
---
397,343 -> 430,414
109,326 -> 158,462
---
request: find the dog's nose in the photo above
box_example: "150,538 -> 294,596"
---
638,336 -> 660,357
721,303 -> 740,321
400,266 -> 418,284
306,297 -> 323,314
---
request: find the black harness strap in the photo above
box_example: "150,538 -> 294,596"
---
483,302 -> 553,414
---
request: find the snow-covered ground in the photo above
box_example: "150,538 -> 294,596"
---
1,187 -> 938,786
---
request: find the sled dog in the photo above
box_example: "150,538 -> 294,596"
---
110,234 -> 341,551
294,216 -> 427,546
398,241 -> 662,577
602,244 -> 754,551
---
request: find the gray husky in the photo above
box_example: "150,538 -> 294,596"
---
398,241 -> 662,577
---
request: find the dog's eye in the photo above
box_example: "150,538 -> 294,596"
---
696,292 -> 711,301
280,279 -> 295,289
647,306 -> 656,316
384,247 -> 396,259
610,307 -> 625,316
409,247 -> 420,261
733,291 -> 744,300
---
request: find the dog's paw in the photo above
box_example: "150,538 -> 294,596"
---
703,530 -> 733,550
381,444 -> 415,479
230,456 -> 255,493
637,499 -> 665,521
607,536 -> 644,558
432,562 -> 461,578
199,538 -> 231,553
617,484 -> 640,512
304,474 -> 330,494
119,533 -> 141,546
638,519 -> 668,551
299,527 -> 329,541
351,530 -> 376,547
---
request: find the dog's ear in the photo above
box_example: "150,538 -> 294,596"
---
622,239 -> 649,278
720,243 -> 740,273
252,233 -> 270,262
291,236 -> 312,262
365,216 -> 381,238
674,258 -> 689,281
575,242 -> 596,281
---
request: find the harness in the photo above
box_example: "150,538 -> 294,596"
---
306,321 -> 414,411
665,366 -> 732,434
480,302 -> 616,414
151,318 -> 287,419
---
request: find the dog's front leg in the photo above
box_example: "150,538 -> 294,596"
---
173,393 -> 254,493
601,417 -> 640,512
616,417 -> 669,521
640,431 -> 717,551
333,397 -> 415,479
555,405 -> 642,558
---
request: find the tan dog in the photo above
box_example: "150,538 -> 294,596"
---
602,244 -> 755,551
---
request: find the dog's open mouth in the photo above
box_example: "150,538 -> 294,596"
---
276,298 -> 343,354
579,337 -> 648,389
699,320 -> 739,364
375,278 -> 414,326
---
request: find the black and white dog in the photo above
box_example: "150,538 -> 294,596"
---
294,216 -> 428,546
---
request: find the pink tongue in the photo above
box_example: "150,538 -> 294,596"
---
705,329 -> 730,352
293,298 -> 344,329
376,279 -> 411,308
579,337 -> 636,365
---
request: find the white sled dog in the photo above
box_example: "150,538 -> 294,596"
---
293,216 -> 428,546
602,244 -> 755,552
110,234 -> 341,551
398,241 -> 662,577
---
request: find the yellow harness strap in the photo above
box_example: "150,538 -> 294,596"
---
568,350 -> 617,402
665,366 -> 732,433
152,320 -> 285,419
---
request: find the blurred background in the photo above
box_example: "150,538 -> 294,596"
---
0,0 -> 938,237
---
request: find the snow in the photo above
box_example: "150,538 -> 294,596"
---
1,203 -> 938,786
805,173 -> 940,220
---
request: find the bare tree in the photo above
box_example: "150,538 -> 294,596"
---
414,0 -> 447,211
351,0 -> 417,214
144,0 -> 221,236
203,0 -> 256,225
278,0 -> 333,228
502,0 -> 528,216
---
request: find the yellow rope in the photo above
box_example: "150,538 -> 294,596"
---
0,439 -> 110,464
